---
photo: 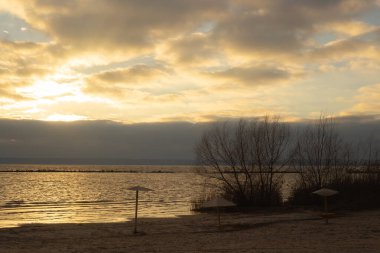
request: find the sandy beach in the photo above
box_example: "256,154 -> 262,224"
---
0,209 -> 379,253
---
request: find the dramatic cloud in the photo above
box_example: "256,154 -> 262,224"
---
0,0 -> 379,122
6,0 -> 227,53
212,0 -> 377,55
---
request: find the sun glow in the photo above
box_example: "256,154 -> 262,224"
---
44,114 -> 87,122
8,70 -> 99,121
17,74 -> 81,99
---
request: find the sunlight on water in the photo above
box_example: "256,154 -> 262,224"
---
0,166 -> 206,228
0,165 -> 296,228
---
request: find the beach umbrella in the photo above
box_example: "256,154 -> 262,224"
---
312,188 -> 338,224
127,186 -> 153,234
202,197 -> 236,229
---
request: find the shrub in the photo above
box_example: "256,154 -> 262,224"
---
289,172 -> 380,210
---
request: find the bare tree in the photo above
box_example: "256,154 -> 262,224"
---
195,116 -> 292,206
290,116 -> 380,208
359,138 -> 380,172
291,115 -> 354,189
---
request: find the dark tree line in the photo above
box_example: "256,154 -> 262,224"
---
195,115 -> 380,208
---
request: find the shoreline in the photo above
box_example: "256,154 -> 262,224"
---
1,209 -> 379,252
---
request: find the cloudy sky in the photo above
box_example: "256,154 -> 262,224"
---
0,0 -> 379,123
1,1 -> 380,163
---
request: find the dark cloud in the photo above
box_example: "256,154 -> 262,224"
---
294,114 -> 380,153
0,119 -> 209,163
335,114 -> 380,123
88,65 -> 165,84
214,12 -> 308,54
0,116 -> 378,164
84,65 -> 168,97
168,34 -> 219,64
7,0 -> 380,58
208,65 -> 296,85
338,118 -> 380,147
28,0 -> 228,51
8,0 -> 380,65
213,0 -> 379,55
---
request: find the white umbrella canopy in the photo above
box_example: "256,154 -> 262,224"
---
312,188 -> 339,197
201,197 -> 236,229
202,197 -> 236,208
312,188 -> 338,224
128,185 -> 154,234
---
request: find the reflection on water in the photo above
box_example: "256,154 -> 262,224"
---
0,167 -> 205,228
0,165 -> 296,228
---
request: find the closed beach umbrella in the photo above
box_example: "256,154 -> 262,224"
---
312,188 -> 339,198
202,197 -> 235,229
312,188 -> 338,224
127,186 -> 153,234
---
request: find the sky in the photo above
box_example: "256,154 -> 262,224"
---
0,1 -> 379,163
0,0 -> 379,123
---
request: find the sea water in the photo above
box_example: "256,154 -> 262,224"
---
0,165 -> 295,228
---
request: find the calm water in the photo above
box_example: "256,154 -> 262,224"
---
0,165 -> 295,228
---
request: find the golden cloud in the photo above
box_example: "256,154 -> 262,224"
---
321,21 -> 377,37
0,0 -> 379,122
349,83 -> 380,114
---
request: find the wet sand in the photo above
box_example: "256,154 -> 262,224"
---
0,210 -> 379,253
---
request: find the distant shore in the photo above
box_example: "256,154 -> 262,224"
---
1,209 -> 379,252
0,164 -> 196,173
0,169 -> 177,173
0,158 -> 195,166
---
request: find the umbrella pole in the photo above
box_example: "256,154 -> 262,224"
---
324,197 -> 328,224
134,190 -> 139,233
217,206 -> 221,230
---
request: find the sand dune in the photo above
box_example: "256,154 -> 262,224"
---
0,210 -> 379,253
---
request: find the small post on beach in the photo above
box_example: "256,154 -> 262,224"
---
127,186 -> 153,234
